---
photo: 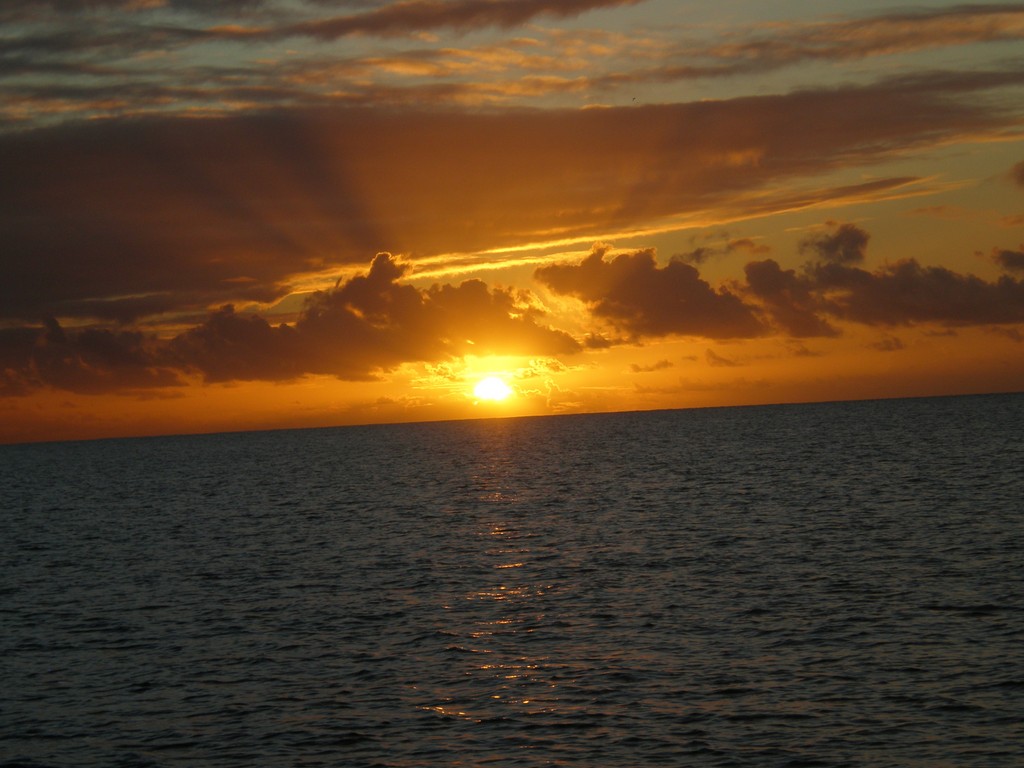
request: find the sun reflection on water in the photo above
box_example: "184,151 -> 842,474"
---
413,431 -> 578,727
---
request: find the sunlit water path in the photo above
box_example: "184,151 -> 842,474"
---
2,394 -> 1022,766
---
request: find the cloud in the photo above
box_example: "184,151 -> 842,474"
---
701,5 -> 1024,69
576,6 -> 1024,95
800,222 -> 870,265
630,359 -> 673,373
272,0 -> 646,41
535,245 -> 765,340
276,38 -> 573,87
582,334 -> 617,349
0,254 -> 580,394
990,326 -> 1023,343
172,253 -> 581,383
5,3 -> 1024,133
512,358 -> 568,380
0,1 -> 638,93
992,247 -> 1024,272
812,257 -> 1024,326
7,227 -> 1020,397
740,222 -> 1024,333
0,319 -> 182,396
3,1 -> 270,14
8,4 -> 1023,86
705,349 -> 740,367
743,258 -> 839,338
870,335 -> 904,352
788,342 -> 822,358
3,68 -> 1024,323
675,236 -> 770,265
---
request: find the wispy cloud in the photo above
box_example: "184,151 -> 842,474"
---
699,5 -> 1024,69
705,349 -> 741,368
524,5 -> 1024,94
264,0 -> 648,41
6,4 -> 1024,130
675,236 -> 770,266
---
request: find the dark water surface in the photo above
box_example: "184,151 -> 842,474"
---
2,394 -> 1023,767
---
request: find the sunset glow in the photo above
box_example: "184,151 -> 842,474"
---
1,1 -> 1023,444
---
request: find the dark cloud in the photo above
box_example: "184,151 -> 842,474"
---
0,319 -> 181,396
740,223 -> 1024,333
44,294 -> 193,325
675,237 -> 770,265
1,1 -> 609,56
743,259 -> 839,338
8,0 -> 261,10
630,359 -> 673,373
3,69 -> 1023,323
7,3 -> 1022,84
4,4 -> 1024,141
0,0 -> 271,22
274,0 -> 646,41
676,247 -> 715,266
1,0 -> 642,62
535,245 -> 765,340
800,222 -> 870,265
173,253 -> 580,383
992,247 -> 1024,272
0,253 -> 580,394
168,306 -> 309,383
582,334 -> 617,349
0,24 -> 201,60
812,257 -> 1024,326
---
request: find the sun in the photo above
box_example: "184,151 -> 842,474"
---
473,376 -> 513,402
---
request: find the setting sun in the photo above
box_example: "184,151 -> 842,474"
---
2,0 -> 1024,449
473,376 -> 513,402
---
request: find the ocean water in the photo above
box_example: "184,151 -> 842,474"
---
1,393 -> 1022,767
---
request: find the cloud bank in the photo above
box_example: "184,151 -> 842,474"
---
751,223 -> 1024,333
4,68 -> 1022,323
537,225 -> 1024,343
1,254 -> 578,395
4,224 -> 1024,397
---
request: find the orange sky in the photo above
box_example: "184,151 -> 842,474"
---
2,1 -> 1024,443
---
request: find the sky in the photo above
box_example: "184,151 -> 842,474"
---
2,0 -> 1024,443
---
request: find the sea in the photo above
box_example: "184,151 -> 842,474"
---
1,393 -> 1022,767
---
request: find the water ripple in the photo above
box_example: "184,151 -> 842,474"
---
1,394 -> 1022,766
